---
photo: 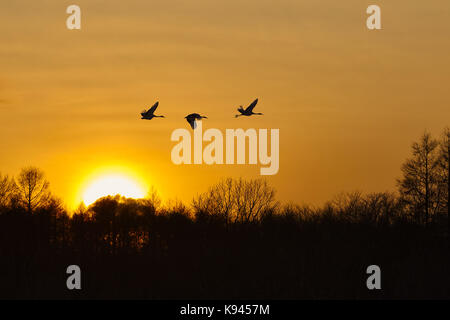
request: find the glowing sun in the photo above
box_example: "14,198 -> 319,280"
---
82,174 -> 146,206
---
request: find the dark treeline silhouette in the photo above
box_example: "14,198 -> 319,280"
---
0,129 -> 449,299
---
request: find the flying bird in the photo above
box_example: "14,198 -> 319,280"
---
141,101 -> 165,120
185,113 -> 207,129
235,98 -> 262,118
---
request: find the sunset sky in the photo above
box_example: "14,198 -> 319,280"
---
0,0 -> 449,209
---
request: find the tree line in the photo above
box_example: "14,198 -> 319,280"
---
0,129 -> 448,299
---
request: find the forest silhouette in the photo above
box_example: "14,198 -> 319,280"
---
0,129 -> 449,299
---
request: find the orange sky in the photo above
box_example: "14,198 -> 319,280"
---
0,0 -> 449,209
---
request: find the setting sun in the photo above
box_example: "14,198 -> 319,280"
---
82,174 -> 146,206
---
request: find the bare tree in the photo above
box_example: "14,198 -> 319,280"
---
329,191 -> 402,225
143,186 -> 162,213
397,132 -> 442,225
193,178 -> 235,224
0,173 -> 16,209
233,178 -> 278,223
193,178 -> 278,224
438,127 -> 449,234
15,167 -> 51,214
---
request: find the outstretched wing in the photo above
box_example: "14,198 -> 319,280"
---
245,99 -> 258,112
148,101 -> 159,114
237,106 -> 245,113
141,109 -> 148,116
186,117 -> 197,129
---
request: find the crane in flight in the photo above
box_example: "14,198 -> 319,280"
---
141,101 -> 165,120
185,113 -> 207,129
235,98 -> 262,118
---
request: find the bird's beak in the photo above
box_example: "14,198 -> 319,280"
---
203,116 -> 208,119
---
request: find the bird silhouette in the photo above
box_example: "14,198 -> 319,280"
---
141,101 -> 165,120
185,113 -> 207,129
235,98 -> 262,118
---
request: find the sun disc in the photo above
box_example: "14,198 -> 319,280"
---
82,174 -> 146,205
